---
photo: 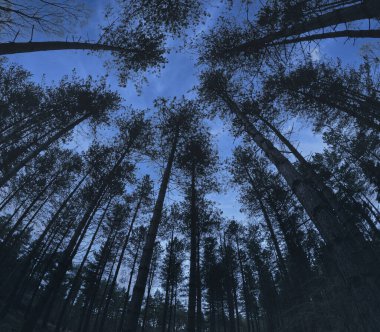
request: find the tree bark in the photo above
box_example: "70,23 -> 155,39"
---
235,236 -> 251,332
167,283 -> 175,332
188,164 -> 197,332
196,226 -> 203,332
0,41 -> 129,55
140,250 -> 157,332
162,230 -> 174,332
269,29 -> 380,47
124,131 -> 179,332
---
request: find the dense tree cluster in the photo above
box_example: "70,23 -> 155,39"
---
0,0 -> 379,331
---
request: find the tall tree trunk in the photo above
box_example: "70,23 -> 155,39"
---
196,227 -> 203,332
1,194 -> 51,268
235,236 -> 251,332
0,171 -> 87,294
117,248 -> 140,332
0,169 -> 37,210
162,230 -> 174,332
80,220 -> 122,332
225,262 -> 236,331
209,291 -> 216,332
251,251 -> 278,332
167,283 -> 175,332
233,282 -> 240,332
16,195 -> 50,240
140,251 -> 157,332
220,297 -> 227,332
172,287 -> 178,332
124,132 -> 179,332
257,195 -> 288,278
221,237 -> 236,332
188,164 -> 197,332
0,41 -> 128,55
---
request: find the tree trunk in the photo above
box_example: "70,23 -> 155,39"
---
162,230 -> 174,332
220,297 -> 227,332
140,251 -> 157,332
0,174 -> 88,317
235,237 -> 251,332
0,169 -> 37,210
269,29 -> 380,48
233,282 -> 240,332
79,228 -> 119,332
117,247 -> 141,332
257,195 -> 288,278
124,132 -> 179,332
196,227 -> 203,332
172,287 -> 178,332
188,164 -> 197,332
0,171 -> 87,296
0,41 -> 128,55
167,283 -> 175,332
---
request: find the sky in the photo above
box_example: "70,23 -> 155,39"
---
2,0 -> 379,222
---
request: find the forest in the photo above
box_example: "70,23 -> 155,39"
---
0,0 -> 379,331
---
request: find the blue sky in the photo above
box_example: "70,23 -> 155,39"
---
3,0 -> 379,222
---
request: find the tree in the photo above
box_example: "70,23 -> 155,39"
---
160,236 -> 185,332
124,98 -> 202,332
176,127 -> 219,332
246,224 -> 280,332
97,176 -> 154,332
